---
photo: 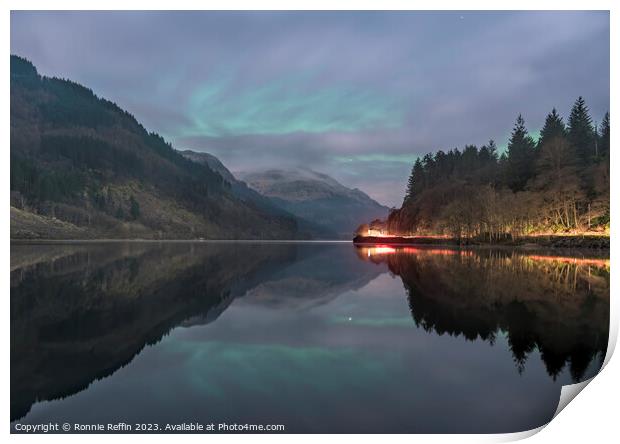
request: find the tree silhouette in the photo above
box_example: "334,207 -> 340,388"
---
505,114 -> 536,192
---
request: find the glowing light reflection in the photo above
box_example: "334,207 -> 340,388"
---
528,255 -> 610,268
361,246 -> 471,258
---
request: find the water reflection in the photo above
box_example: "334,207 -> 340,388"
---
356,245 -> 609,382
11,242 -> 381,422
11,242 -> 609,432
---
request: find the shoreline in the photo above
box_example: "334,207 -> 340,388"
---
10,236 -> 610,256
9,238 -> 351,244
352,234 -> 610,250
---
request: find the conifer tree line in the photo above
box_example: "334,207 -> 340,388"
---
387,97 -> 610,239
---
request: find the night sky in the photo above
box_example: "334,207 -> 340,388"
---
10,11 -> 609,207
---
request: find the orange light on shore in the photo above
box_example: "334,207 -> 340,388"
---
366,230 -> 392,238
403,234 -> 451,239
365,231 -> 451,239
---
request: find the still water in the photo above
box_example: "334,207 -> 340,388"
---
11,242 -> 609,433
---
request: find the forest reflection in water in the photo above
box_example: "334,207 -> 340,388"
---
11,241 -> 609,433
356,245 -> 609,381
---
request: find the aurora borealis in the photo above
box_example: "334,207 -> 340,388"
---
10,11 -> 609,206
184,73 -> 405,137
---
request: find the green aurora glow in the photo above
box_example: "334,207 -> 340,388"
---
329,316 -> 415,327
183,74 -> 405,137
161,339 -> 391,398
334,154 -> 419,164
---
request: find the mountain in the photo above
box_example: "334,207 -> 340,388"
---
10,55 -> 298,240
180,150 -> 337,239
179,150 -> 236,183
239,168 -> 390,238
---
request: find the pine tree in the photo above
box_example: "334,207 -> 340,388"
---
478,140 -> 499,184
538,108 -> 566,149
479,140 -> 498,164
568,96 -> 595,163
404,158 -> 424,205
422,153 -> 435,186
599,111 -> 610,158
461,145 -> 480,173
404,165 -> 415,204
505,114 -> 536,191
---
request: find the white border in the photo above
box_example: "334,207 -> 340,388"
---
3,1 -> 616,443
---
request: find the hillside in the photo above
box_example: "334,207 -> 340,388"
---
180,150 -> 337,239
240,168 -> 390,238
386,102 -> 610,240
10,55 -> 298,239
180,150 -> 236,183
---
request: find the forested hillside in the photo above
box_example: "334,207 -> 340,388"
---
388,98 -> 610,239
10,55 -> 298,239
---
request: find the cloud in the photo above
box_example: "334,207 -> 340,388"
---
10,11 -> 609,207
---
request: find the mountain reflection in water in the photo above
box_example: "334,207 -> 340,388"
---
11,242 -> 609,433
